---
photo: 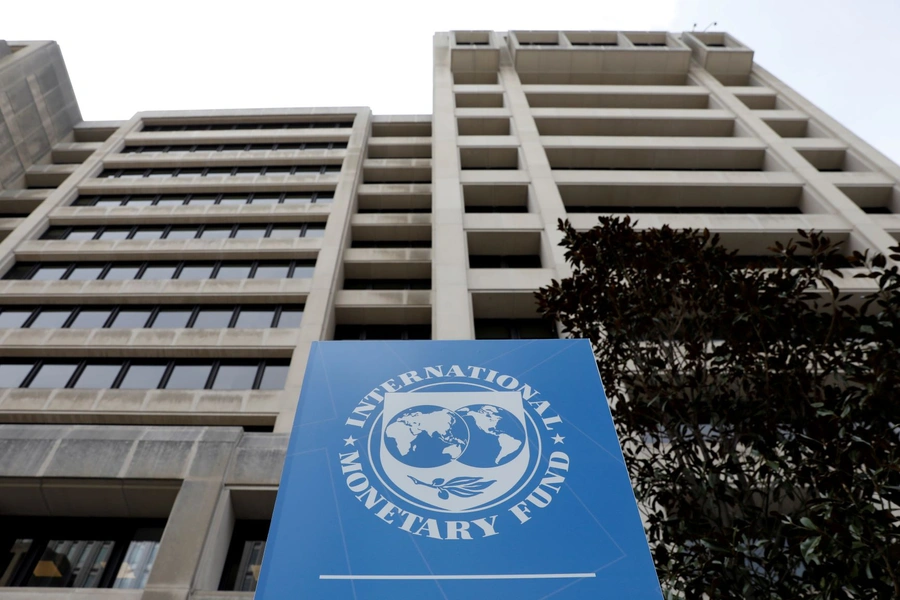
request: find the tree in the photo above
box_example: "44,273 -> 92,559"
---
535,216 -> 900,599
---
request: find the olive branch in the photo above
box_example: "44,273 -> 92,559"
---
408,476 -> 495,499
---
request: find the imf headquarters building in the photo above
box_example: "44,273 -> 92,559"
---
0,30 -> 898,598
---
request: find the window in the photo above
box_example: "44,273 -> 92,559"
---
29,309 -> 73,328
67,266 -> 103,281
474,319 -> 557,339
199,227 -> 233,240
164,228 -> 199,240
276,308 -> 303,328
254,264 -> 291,279
142,121 -> 351,132
0,305 -> 303,330
98,166 -> 342,179
177,264 -> 215,280
0,517 -> 164,589
26,363 -> 78,388
74,192 -> 334,207
0,359 -> 285,390
211,364 -> 261,390
333,325 -> 431,340
151,309 -> 193,329
234,309 -> 275,328
0,309 -> 33,328
351,240 -> 432,248
104,265 -> 141,281
33,266 -> 69,281
72,363 -> 123,389
219,520 -> 271,592
98,229 -> 131,241
4,261 -> 315,282
193,308 -> 236,329
130,229 -> 166,240
343,279 -> 431,290
469,255 -> 542,268
164,364 -> 212,389
0,362 -> 35,387
69,309 -> 113,329
108,309 -> 152,329
234,226 -> 268,239
140,265 -> 178,280
215,264 -> 252,280
118,364 -> 166,390
258,363 -> 289,390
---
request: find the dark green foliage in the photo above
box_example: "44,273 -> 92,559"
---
535,217 -> 900,599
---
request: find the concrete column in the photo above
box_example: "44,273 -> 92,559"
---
274,108 -> 370,432
497,48 -> 571,278
432,33 -> 474,339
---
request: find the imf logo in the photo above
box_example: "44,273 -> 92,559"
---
338,365 -> 569,540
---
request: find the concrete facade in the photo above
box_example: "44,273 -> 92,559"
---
0,31 -> 899,598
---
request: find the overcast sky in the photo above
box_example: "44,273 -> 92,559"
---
5,0 -> 899,163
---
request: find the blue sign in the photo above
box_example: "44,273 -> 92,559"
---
256,339 -> 662,599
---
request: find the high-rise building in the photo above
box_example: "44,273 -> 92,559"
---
0,30 -> 898,596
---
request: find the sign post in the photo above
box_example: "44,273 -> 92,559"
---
255,339 -> 663,599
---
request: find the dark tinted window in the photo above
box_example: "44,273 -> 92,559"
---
0,309 -> 34,328
254,264 -> 290,279
212,364 -> 260,390
178,264 -> 215,280
0,362 -> 35,387
69,309 -> 113,329
33,265 -> 69,280
29,309 -> 73,328
109,309 -> 152,329
119,364 -> 166,389
193,309 -> 234,328
27,363 -> 78,388
165,364 -> 212,389
140,265 -> 177,280
73,364 -> 123,389
234,309 -> 275,328
215,264 -> 252,279
151,309 -> 193,328
98,229 -> 132,241
104,265 -> 141,280
277,309 -> 303,328
66,266 -> 103,281
258,364 -> 289,390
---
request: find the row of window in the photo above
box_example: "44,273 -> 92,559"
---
0,518 -> 163,589
564,205 -> 803,214
0,359 -> 288,390
357,207 -> 430,214
0,304 -> 304,330
470,255 -> 542,268
350,240 -> 431,248
73,192 -> 334,207
142,122 -> 352,131
0,517 -> 266,592
98,166 -> 342,179
122,142 -> 348,154
552,167 -> 761,172
343,279 -> 431,290
4,260 -> 316,282
330,319 -> 557,340
42,223 -> 326,242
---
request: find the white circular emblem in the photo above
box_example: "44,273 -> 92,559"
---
337,365 -> 569,540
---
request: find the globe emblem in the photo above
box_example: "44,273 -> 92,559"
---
456,404 -> 525,467
384,404 -> 525,469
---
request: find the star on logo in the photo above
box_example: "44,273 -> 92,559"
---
552,434 -> 565,445
343,435 -> 358,447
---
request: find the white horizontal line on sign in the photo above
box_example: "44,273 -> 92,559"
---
320,573 -> 597,580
